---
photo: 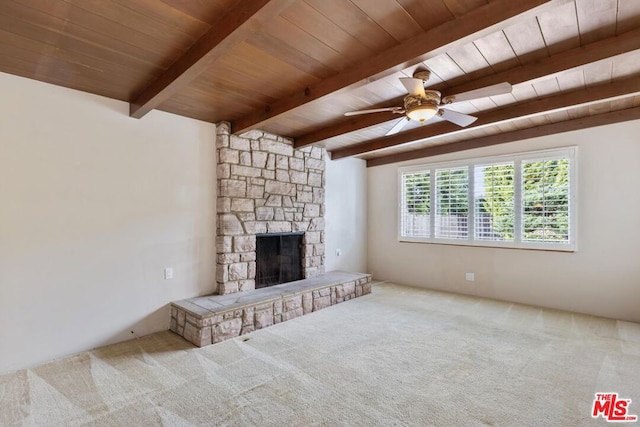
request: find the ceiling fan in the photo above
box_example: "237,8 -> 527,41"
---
344,70 -> 512,135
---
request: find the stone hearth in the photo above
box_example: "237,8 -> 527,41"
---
216,123 -> 325,295
170,271 -> 372,347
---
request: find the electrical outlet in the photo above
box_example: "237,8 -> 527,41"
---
164,267 -> 174,280
465,272 -> 475,282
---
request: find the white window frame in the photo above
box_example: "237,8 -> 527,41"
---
398,147 -> 577,252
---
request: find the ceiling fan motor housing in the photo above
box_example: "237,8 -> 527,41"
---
404,90 -> 441,122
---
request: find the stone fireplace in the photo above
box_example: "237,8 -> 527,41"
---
215,122 -> 325,295
170,124 -> 371,347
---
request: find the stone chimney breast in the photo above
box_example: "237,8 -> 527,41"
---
215,122 -> 325,295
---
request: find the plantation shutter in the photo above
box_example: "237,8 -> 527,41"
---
435,166 -> 469,239
521,157 -> 570,243
400,172 -> 431,237
473,162 -> 515,241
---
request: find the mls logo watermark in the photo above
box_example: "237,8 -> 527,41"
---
592,393 -> 638,423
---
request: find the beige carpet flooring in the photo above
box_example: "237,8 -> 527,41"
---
1,282 -> 640,426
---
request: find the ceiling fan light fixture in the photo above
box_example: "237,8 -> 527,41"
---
404,90 -> 441,124
406,104 -> 438,123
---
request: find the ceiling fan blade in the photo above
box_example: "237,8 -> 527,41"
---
442,82 -> 512,104
386,118 -> 410,136
399,77 -> 426,98
344,107 -> 400,116
438,108 -> 478,127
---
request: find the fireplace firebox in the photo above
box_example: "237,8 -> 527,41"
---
255,232 -> 304,289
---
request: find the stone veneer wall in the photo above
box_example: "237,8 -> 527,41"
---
216,122 -> 325,295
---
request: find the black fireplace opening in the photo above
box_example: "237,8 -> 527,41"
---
255,232 -> 304,289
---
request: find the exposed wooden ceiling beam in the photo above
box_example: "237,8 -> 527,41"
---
366,106 -> 640,167
129,0 -> 295,119
231,0 -> 565,134
294,27 -> 640,148
329,76 -> 640,160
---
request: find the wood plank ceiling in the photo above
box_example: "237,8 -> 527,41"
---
1,0 -> 640,166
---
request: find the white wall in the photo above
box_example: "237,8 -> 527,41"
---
368,120 -> 640,323
0,73 -> 217,373
324,157 -> 367,273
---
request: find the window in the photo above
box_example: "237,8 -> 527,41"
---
400,172 -> 431,237
399,147 -> 576,251
474,162 -> 514,241
522,158 -> 570,243
435,167 -> 468,239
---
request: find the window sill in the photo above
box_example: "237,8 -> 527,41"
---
398,236 -> 576,252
